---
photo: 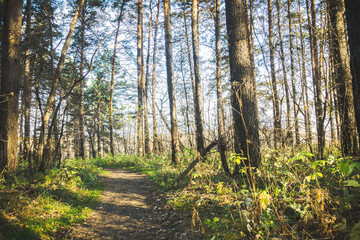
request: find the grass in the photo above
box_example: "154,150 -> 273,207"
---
0,148 -> 359,239
0,159 -> 103,240
99,149 -> 360,239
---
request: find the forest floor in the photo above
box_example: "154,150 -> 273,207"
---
68,168 -> 201,240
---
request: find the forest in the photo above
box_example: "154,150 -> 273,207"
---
0,0 -> 360,239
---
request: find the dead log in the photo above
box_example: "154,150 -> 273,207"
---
174,141 -> 218,186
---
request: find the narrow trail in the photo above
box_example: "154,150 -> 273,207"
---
68,169 -> 200,240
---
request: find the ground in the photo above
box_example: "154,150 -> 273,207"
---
68,169 -> 201,240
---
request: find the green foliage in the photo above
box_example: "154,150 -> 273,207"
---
0,158 -> 103,240
108,148 -> 359,239
3,149 -> 357,239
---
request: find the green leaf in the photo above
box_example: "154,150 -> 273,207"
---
339,160 -> 354,176
343,180 -> 360,187
312,161 -> 319,168
316,172 -> 323,178
352,162 -> 360,171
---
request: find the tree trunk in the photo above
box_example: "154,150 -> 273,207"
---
97,79 -> 102,157
151,0 -> 161,154
287,0 -> 300,145
86,121 -> 96,159
164,0 -> 180,164
0,0 -> 23,173
267,0 -> 281,149
110,0 -> 126,156
23,0 -> 32,168
344,0 -> 360,151
225,0 -> 261,171
328,0 -> 358,156
215,0 -> 230,176
78,4 -> 86,158
144,0 -> 153,155
137,0 -> 144,156
38,0 -> 85,171
32,98 -> 39,161
297,0 -> 312,145
306,0 -> 325,159
191,0 -> 205,153
183,5 -> 197,147
276,0 -> 292,146
180,46 -> 193,148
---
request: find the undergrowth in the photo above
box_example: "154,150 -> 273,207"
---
0,159 -> 103,240
105,149 -> 360,239
1,148 -> 359,239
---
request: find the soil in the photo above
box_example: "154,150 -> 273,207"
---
68,169 -> 202,240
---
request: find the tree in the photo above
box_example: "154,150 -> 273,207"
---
0,0 -> 23,173
137,0 -> 144,155
191,0 -> 205,153
110,0 -> 127,155
297,0 -> 312,146
328,0 -> 357,155
38,0 -> 85,171
267,0 -> 281,148
344,0 -> 360,152
164,0 -> 180,165
151,0 -> 161,154
144,0 -> 153,155
23,0 -> 33,167
276,0 -> 292,145
77,2 -> 86,158
287,0 -> 300,145
306,0 -> 325,159
215,0 -> 230,176
225,0 -> 261,171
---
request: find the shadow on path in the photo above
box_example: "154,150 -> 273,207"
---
68,169 -> 200,240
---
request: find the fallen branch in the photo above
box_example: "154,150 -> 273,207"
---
174,141 -> 218,187
0,190 -> 22,194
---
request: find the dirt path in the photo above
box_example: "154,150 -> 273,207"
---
68,169 -> 200,240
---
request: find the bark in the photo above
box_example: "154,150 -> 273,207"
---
97,79 -> 102,157
267,0 -> 281,148
0,0 -> 23,173
164,0 -> 180,164
297,0 -> 312,145
151,0 -> 161,154
110,0 -> 126,155
287,0 -> 300,145
225,0 -> 261,170
78,4 -> 86,158
344,0 -> 360,151
23,0 -> 32,168
191,0 -> 205,153
306,0 -> 325,159
183,5 -> 197,147
32,99 -> 38,161
215,0 -> 230,176
247,0 -> 255,74
144,0 -> 153,155
86,122 -> 96,159
328,0 -> 358,155
38,0 -> 85,171
180,46 -> 193,148
276,0 -> 292,145
137,0 -> 144,155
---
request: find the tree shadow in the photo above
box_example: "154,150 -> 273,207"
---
0,214 -> 42,240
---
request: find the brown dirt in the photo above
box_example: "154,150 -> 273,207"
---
68,169 -> 202,240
